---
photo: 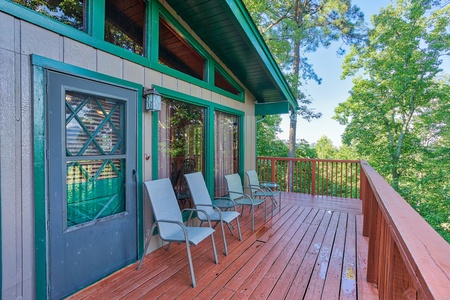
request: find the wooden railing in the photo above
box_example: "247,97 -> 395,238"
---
257,157 -> 450,298
257,157 -> 361,198
360,160 -> 450,299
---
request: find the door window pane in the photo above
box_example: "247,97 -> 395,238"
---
158,98 -> 205,208
13,0 -> 85,30
65,91 -> 126,228
105,0 -> 145,55
215,111 -> 239,197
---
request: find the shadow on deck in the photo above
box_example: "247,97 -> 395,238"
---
69,192 -> 379,299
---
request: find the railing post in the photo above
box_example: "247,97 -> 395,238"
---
271,157 -> 276,183
311,160 -> 316,196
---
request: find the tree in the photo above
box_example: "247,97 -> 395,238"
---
334,0 -> 450,190
243,0 -> 366,157
256,115 -> 289,157
314,135 -> 337,159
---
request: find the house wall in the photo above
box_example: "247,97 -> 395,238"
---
0,8 -> 257,300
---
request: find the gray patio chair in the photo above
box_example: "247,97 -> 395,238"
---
138,178 -> 218,288
224,173 -> 266,231
246,170 -> 281,217
185,172 -> 242,256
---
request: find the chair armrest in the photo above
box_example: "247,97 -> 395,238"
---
227,190 -> 259,204
244,185 -> 267,197
194,204 -> 223,219
182,208 -> 214,227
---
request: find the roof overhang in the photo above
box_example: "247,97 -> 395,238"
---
166,0 -> 298,114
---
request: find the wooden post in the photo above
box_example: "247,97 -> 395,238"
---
311,160 -> 316,196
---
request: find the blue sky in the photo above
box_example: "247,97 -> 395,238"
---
277,0 -> 449,147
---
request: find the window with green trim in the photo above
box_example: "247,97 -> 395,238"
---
214,111 -> 240,197
159,17 -> 206,81
104,0 -> 145,56
158,98 -> 205,208
215,69 -> 241,96
13,0 -> 85,31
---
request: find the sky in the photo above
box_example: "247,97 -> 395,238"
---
276,0 -> 449,147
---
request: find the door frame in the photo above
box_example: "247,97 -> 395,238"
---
32,55 -> 143,299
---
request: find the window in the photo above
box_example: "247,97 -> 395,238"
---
13,0 -> 85,31
215,69 -> 241,96
158,98 -> 205,207
159,17 -> 206,80
65,91 -> 126,226
104,0 -> 145,55
214,111 -> 240,197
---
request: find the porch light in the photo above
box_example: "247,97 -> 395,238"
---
143,88 -> 162,111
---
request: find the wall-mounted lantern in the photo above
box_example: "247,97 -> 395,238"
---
143,88 -> 162,111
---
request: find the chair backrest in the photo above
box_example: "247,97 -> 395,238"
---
144,178 -> 184,240
184,172 -> 215,218
245,170 -> 261,196
224,173 -> 244,201
245,170 -> 260,186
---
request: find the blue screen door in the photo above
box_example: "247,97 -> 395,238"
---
47,71 -> 137,299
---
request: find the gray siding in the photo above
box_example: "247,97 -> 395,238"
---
0,9 -> 256,299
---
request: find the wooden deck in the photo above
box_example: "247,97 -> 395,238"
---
69,193 -> 379,299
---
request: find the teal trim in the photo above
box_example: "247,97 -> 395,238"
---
226,0 -> 298,110
136,83 -> 144,261
205,107 -> 215,198
0,1 -> 247,103
32,55 -> 143,299
151,111 -> 159,180
157,3 -> 245,102
239,114 -> 245,177
255,102 -> 290,115
214,63 -> 244,97
149,0 -> 160,62
33,65 -> 47,300
159,6 -> 209,65
89,0 -> 105,40
152,87 -> 245,198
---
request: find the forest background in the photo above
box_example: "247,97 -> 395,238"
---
244,0 -> 450,242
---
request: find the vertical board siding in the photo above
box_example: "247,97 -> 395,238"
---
0,11 -> 257,299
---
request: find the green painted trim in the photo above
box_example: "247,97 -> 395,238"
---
31,55 -> 144,298
0,1 -> 151,66
214,62 -> 244,97
159,6 -> 209,65
33,65 -> 47,300
239,114 -> 245,178
149,0 -> 159,62
205,107 -> 215,197
152,87 -> 245,197
157,3 -> 245,102
89,0 -> 105,40
255,102 -> 290,115
151,111 -> 160,180
0,1 -> 247,103
226,0 -> 298,110
136,84 -> 144,260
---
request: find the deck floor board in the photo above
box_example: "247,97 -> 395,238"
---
68,193 -> 379,300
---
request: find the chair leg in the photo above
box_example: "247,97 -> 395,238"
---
236,217 -> 242,241
137,223 -> 156,270
251,205 -> 255,231
219,220 -> 228,256
210,233 -> 218,264
226,223 -> 235,235
185,242 -> 196,288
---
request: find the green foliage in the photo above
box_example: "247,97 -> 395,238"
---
256,115 -> 289,157
243,0 -> 366,123
314,135 -> 338,159
335,0 -> 450,242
